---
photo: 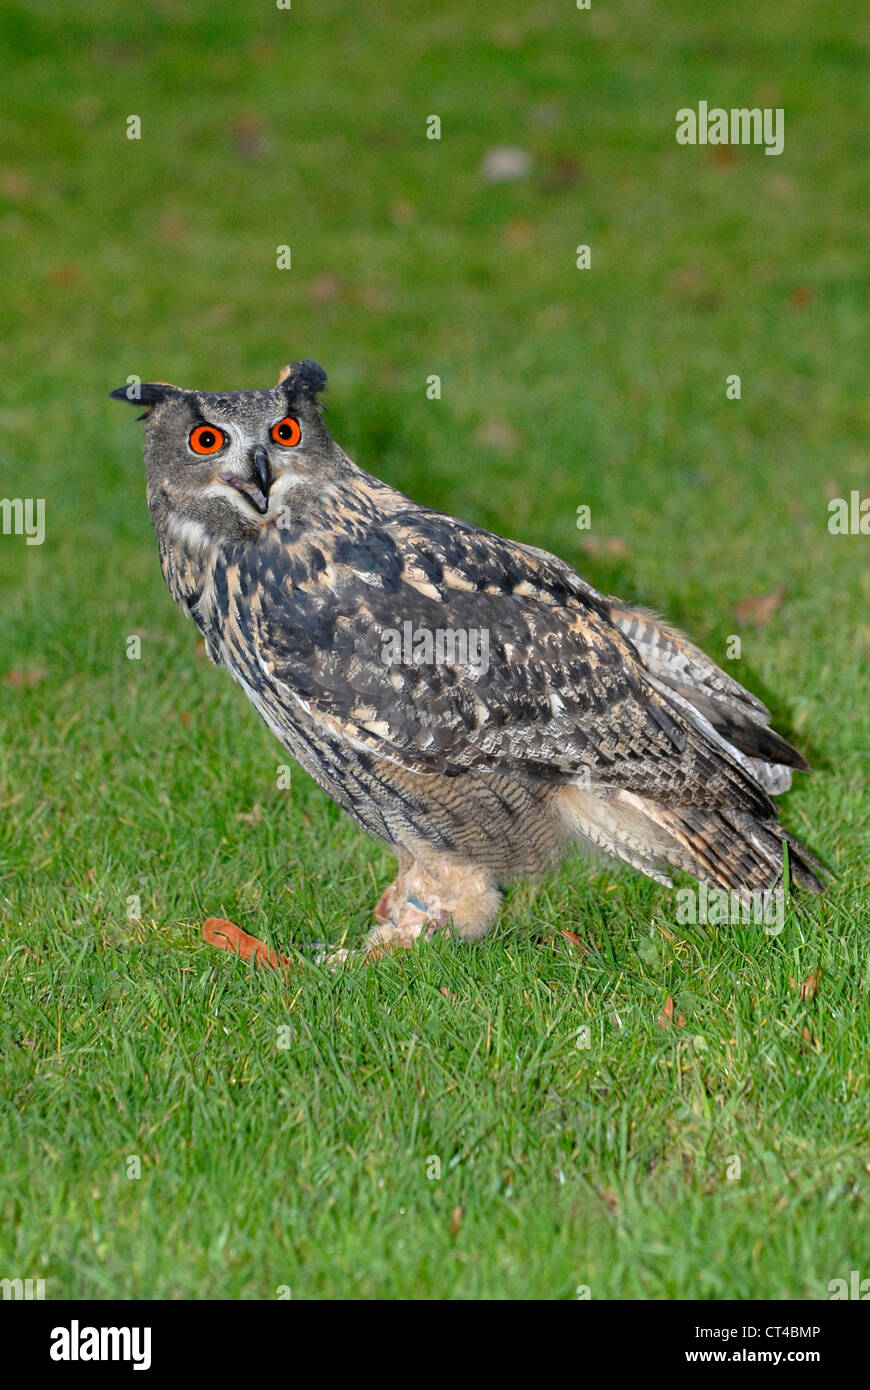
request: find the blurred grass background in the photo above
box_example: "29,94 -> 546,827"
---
0,0 -> 868,1299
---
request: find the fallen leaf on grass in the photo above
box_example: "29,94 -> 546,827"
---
800,1025 -> 820,1052
202,917 -> 292,972
439,986 -> 457,1003
560,929 -> 590,954
596,1187 -> 620,1215
4,668 -> 48,688
789,286 -> 814,310
790,970 -> 821,1000
734,582 -> 786,627
236,804 -> 263,826
577,535 -> 629,557
657,994 -> 686,1029
449,1206 -> 463,1237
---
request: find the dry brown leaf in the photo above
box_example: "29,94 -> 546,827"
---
4,668 -> 48,689
800,1025 -> 819,1052
790,970 -> 821,1000
449,1205 -> 463,1237
734,582 -> 786,627
577,535 -> 629,557
789,286 -> 814,310
202,917 -> 292,972
657,993 -> 675,1029
560,929 -> 590,954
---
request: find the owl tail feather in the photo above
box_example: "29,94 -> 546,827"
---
558,785 -> 827,900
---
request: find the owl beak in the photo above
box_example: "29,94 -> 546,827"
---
218,447 -> 271,515
252,447 -> 271,506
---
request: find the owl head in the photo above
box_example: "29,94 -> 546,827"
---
111,360 -> 337,544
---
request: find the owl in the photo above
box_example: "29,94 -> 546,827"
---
112,361 -> 824,954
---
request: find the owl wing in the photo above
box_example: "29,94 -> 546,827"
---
235,507 -> 776,817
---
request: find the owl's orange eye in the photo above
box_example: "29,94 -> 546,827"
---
189,424 -> 226,455
270,417 -> 301,447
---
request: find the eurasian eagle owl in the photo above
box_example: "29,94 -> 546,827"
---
112,361 -> 823,953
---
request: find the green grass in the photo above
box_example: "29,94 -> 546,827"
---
1,0 -> 868,1299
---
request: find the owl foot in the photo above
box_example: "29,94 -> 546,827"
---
363,894 -> 451,955
314,895 -> 449,968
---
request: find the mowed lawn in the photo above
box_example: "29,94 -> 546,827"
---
0,0 -> 868,1299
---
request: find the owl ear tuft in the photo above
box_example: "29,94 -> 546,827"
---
277,360 -> 328,400
109,381 -> 181,409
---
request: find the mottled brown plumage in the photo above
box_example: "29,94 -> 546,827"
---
112,361 -> 824,952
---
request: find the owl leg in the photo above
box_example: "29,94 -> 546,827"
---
426,858 -> 501,942
364,855 -> 501,953
372,847 -> 414,925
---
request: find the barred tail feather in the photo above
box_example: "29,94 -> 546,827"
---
558,785 -> 827,898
